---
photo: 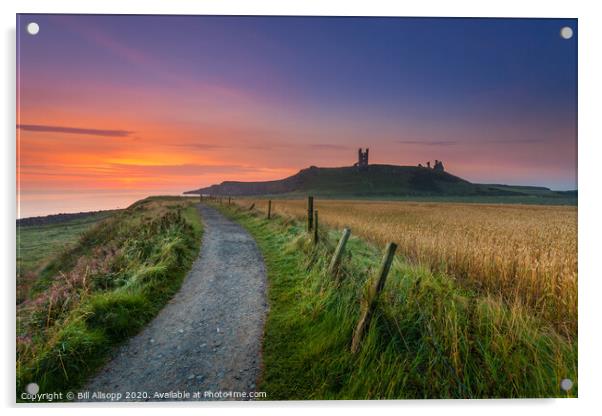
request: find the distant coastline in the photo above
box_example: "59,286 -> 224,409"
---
16,209 -> 119,227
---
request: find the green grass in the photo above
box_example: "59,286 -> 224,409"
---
215,203 -> 577,399
17,212 -> 115,303
16,197 -> 202,400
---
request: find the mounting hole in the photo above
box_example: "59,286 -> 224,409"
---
560,378 -> 573,391
560,26 -> 573,40
26,22 -> 40,35
25,382 -> 39,395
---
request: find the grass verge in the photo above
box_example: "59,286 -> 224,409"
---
17,211 -> 115,304
16,197 -> 202,400
215,203 -> 577,399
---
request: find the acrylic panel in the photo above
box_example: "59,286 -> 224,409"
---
16,14 -> 577,402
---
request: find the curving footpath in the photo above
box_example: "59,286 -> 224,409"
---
81,204 -> 268,401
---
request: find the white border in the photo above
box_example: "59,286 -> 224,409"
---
3,1 -> 601,415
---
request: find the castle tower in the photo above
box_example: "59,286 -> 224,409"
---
357,148 -> 369,170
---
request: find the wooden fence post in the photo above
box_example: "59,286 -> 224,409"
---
329,228 -> 351,276
249,203 -> 255,211
351,242 -> 397,354
228,196 -> 231,205
267,200 -> 272,219
200,194 -> 203,203
307,196 -> 314,231
313,211 -> 319,244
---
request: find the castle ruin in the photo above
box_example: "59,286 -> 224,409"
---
351,148 -> 445,173
418,160 -> 445,172
354,148 -> 369,170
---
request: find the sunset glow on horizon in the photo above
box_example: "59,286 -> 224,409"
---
17,15 -> 577,217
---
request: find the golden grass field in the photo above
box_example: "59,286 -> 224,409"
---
235,198 -> 577,337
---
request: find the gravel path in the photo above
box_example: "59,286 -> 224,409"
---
81,204 -> 268,401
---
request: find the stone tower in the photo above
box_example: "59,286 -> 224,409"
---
357,148 -> 369,170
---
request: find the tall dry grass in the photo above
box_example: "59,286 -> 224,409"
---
237,199 -> 577,337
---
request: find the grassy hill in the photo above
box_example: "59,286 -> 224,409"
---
185,164 -> 576,204
17,210 -> 116,304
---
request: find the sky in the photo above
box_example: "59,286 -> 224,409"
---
17,15 -> 577,217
